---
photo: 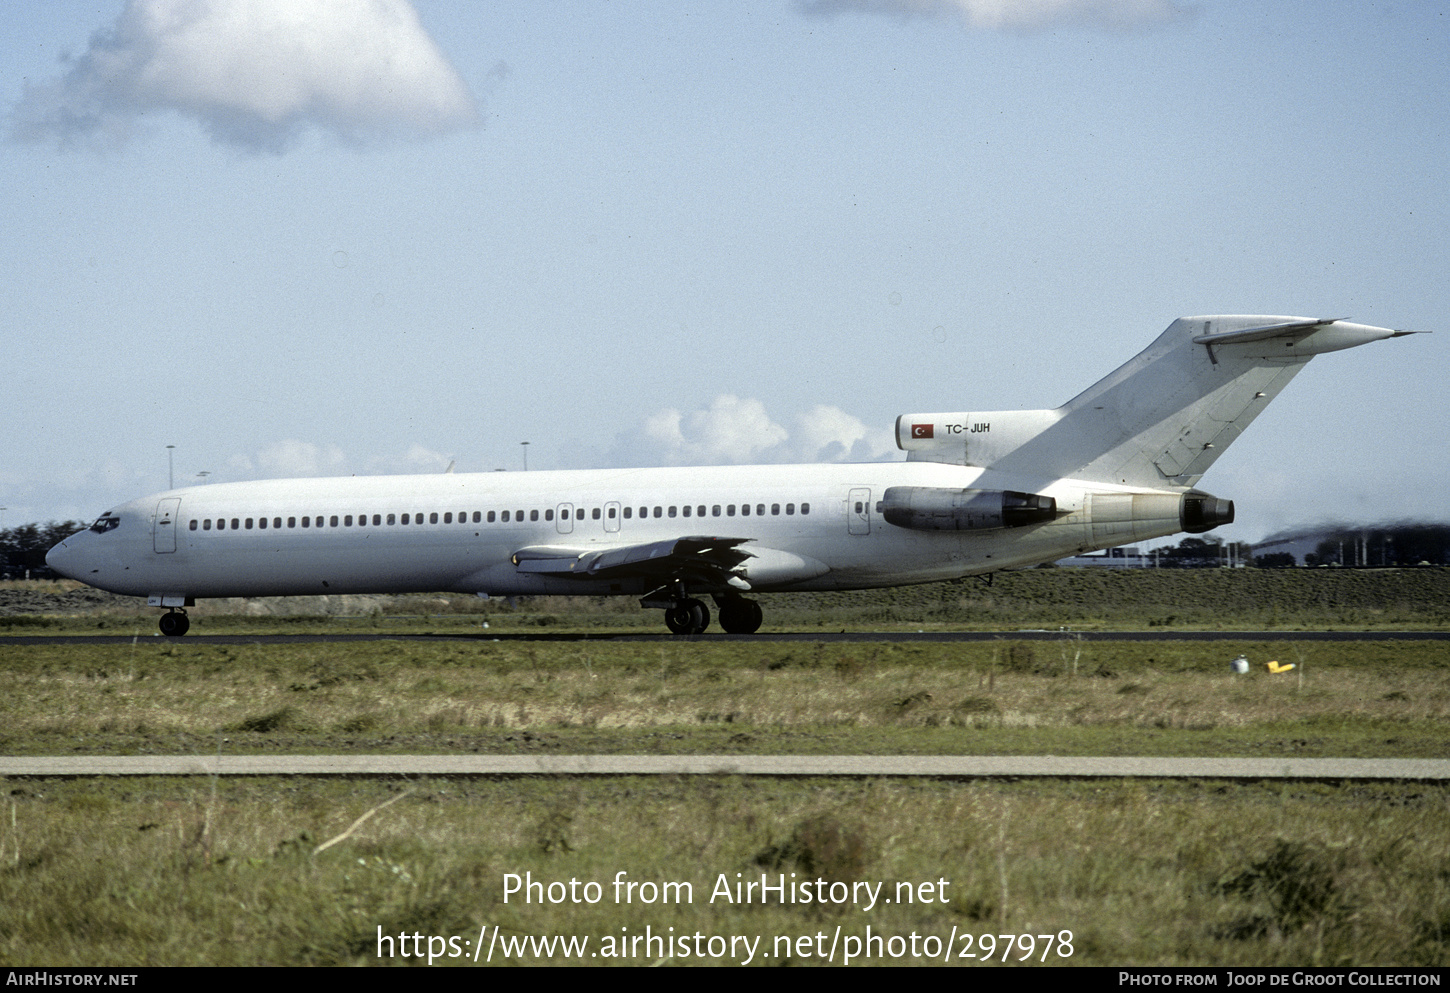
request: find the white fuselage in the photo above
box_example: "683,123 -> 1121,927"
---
45,461 -> 1183,602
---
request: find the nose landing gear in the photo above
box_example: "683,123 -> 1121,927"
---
158,609 -> 190,637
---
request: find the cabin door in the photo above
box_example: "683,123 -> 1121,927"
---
847,488 -> 872,536
154,498 -> 181,553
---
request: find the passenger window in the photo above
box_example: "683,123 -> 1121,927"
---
801,503 -> 810,515
697,505 -> 706,517
771,504 -> 780,516
231,518 -> 240,529
444,512 -> 452,524
203,519 -> 212,531
189,520 -> 197,531
545,509 -> 554,521
330,516 -> 338,527
400,514 -> 409,525
786,503 -> 794,515
855,502 -> 863,514
275,518 -> 283,529
682,505 -> 690,517
668,506 -> 677,518
530,509 -> 539,522
301,517 -> 309,528
712,505 -> 721,517
501,511 -> 510,523
488,511 -> 497,523
608,507 -> 616,518
516,509 -> 524,520
246,518 -> 254,529
386,514 -> 395,525
591,508 -> 599,520
259,518 -> 268,529
371,515 -> 380,526
653,507 -> 662,518
756,504 -> 765,516
727,505 -> 735,516
623,507 -> 632,519
472,512 -> 481,523
741,504 -> 750,516
430,512 -> 439,524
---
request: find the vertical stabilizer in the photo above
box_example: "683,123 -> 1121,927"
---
898,316 -> 1416,488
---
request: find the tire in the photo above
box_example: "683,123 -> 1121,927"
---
718,599 -> 763,634
665,598 -> 710,635
158,612 -> 189,637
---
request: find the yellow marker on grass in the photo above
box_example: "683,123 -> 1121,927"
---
1267,660 -> 1296,674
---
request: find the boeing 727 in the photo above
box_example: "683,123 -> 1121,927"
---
46,315 -> 1423,636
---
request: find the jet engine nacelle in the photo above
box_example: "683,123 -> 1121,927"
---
882,487 -> 1057,532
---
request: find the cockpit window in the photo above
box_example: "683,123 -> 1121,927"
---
89,513 -> 121,533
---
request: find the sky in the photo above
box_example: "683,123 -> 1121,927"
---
3,0 -> 1445,547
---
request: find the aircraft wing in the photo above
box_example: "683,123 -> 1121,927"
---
511,536 -> 756,588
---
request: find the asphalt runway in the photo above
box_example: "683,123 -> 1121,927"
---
7,629 -> 1450,646
2,754 -> 1447,780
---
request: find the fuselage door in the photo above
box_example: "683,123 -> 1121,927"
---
848,487 -> 872,536
556,503 -> 574,534
604,501 -> 621,533
154,498 -> 181,553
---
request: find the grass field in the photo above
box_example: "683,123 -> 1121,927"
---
1,572 -> 1448,966
4,566 -> 1450,634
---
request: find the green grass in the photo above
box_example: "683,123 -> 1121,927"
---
1,776 -> 1447,965
5,567 -> 1450,634
0,639 -> 1447,760
1,633 -> 1447,965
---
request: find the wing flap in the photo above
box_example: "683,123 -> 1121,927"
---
512,536 -> 753,579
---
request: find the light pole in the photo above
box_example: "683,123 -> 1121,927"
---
167,445 -> 175,489
520,441 -> 530,471
197,472 -> 211,484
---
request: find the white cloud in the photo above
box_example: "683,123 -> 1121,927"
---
610,396 -> 900,467
235,438 -> 347,477
362,443 -> 452,475
642,395 -> 789,465
11,0 -> 481,152
792,404 -> 897,463
797,0 -> 1192,31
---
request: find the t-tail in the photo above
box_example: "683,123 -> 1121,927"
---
895,315 -> 1425,533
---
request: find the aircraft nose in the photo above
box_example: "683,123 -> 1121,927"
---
45,535 -> 83,580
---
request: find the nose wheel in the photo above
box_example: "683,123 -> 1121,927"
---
158,609 -> 190,637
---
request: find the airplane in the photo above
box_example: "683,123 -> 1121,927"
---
46,315 -> 1423,637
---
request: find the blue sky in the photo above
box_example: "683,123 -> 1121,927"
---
3,1 -> 1445,545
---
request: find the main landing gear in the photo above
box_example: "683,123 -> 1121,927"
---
715,595 -> 763,635
158,608 -> 190,637
645,585 -> 764,635
664,597 -> 710,635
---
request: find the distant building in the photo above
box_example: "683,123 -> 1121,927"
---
1055,546 -> 1149,568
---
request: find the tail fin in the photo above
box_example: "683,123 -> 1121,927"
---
898,316 -> 1421,488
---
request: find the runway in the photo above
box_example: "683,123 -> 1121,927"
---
7,629 -> 1450,646
3,754 -> 1447,780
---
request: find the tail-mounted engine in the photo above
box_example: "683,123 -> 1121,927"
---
882,487 -> 1057,532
